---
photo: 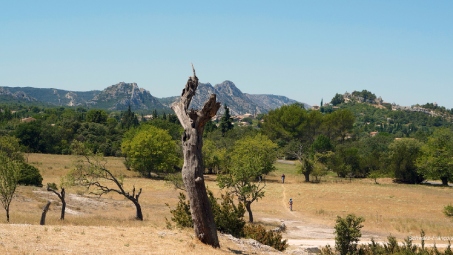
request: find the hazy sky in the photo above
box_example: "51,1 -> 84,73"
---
1,1 -> 452,108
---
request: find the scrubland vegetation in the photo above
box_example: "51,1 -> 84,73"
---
1,89 -> 453,254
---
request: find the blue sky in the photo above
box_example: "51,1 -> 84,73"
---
1,1 -> 452,108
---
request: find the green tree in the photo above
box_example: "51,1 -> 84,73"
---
386,138 -> 424,184
331,93 -> 345,106
322,109 -> 355,143
218,134 -> 277,222
121,125 -> 179,177
121,105 -> 139,129
219,105 -> 234,136
0,153 -> 21,222
15,120 -> 43,152
417,128 -> 453,185
0,136 -> 24,161
334,214 -> 365,255
86,109 -> 108,124
203,139 -> 226,174
262,103 -> 308,145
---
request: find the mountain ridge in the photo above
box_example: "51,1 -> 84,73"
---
0,81 -> 306,114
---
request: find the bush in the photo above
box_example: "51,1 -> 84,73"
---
167,190 -> 246,238
321,230 -> 453,255
166,193 -> 192,228
444,204 -> 453,217
208,190 -> 246,238
243,224 -> 288,251
18,163 -> 43,187
334,214 -> 364,255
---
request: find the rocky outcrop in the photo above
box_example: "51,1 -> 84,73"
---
181,80 -> 305,115
90,82 -> 165,111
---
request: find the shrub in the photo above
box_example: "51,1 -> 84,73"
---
18,163 -> 43,187
167,190 -> 246,238
243,224 -> 288,251
334,214 -> 364,255
166,193 -> 192,228
444,204 -> 453,217
208,190 -> 246,238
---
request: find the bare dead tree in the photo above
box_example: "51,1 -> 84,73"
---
69,142 -> 144,221
40,201 -> 51,225
47,183 -> 66,220
171,66 -> 221,248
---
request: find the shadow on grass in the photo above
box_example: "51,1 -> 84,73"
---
227,248 -> 246,254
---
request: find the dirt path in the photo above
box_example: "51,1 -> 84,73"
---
267,183 -> 450,252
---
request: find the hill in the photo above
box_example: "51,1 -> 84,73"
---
1,81 -> 304,114
160,80 -> 306,115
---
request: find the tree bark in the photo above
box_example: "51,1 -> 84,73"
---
6,205 -> 10,223
172,66 -> 220,248
131,199 -> 143,221
40,201 -> 51,225
304,172 -> 310,182
245,201 -> 254,223
48,187 -> 66,220
441,176 -> 448,186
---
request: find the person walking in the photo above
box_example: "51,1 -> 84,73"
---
289,198 -> 293,211
281,174 -> 285,183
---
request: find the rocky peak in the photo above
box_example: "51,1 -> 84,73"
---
91,82 -> 165,111
214,81 -> 242,97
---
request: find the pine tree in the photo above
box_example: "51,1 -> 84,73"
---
219,105 -> 233,136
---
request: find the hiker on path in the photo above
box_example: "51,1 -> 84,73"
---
289,198 -> 293,211
281,174 -> 285,183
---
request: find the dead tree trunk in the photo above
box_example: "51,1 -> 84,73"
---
40,201 -> 51,225
171,66 -> 220,248
47,186 -> 66,220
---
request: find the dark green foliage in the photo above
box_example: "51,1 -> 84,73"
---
330,144 -> 361,177
243,224 -> 288,251
387,138 -> 424,184
208,190 -> 246,238
86,109 -> 108,124
219,105 -> 234,136
167,193 -> 193,228
204,120 -> 217,134
120,105 -> 139,130
444,204 -> 453,217
146,119 -> 183,141
331,93 -> 345,106
312,134 -> 333,154
352,90 -> 377,103
334,214 -> 364,255
18,163 -> 43,187
321,226 -> 453,255
167,191 -> 246,238
15,120 -> 43,152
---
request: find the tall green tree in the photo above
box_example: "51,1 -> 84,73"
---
219,105 -> 234,136
86,109 -> 108,124
218,134 -> 277,222
331,93 -> 345,106
262,103 -> 308,145
0,153 -> 21,222
121,105 -> 139,130
417,128 -> 453,185
121,125 -> 179,177
386,138 -> 424,184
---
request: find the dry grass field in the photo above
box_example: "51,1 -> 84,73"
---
1,154 -> 452,254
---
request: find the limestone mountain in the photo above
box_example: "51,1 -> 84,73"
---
1,81 -> 303,114
0,83 -> 165,111
160,80 -> 304,115
0,86 -> 98,106
90,82 -> 165,111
